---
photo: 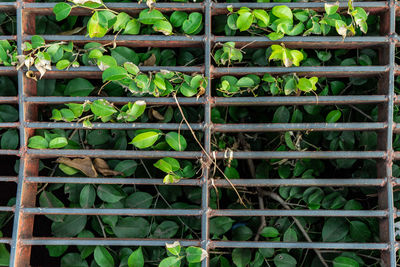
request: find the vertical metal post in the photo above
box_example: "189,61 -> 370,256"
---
201,0 -> 211,266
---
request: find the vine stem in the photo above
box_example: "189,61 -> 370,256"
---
260,190 -> 329,267
172,93 -> 246,207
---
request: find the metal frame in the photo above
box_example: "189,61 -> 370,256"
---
0,0 -> 397,266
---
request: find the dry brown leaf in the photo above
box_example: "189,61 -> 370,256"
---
93,158 -> 122,176
56,157 -> 98,177
26,70 -> 37,81
143,53 -> 156,66
152,109 -> 164,120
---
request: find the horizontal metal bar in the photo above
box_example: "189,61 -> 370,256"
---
0,36 -> 16,41
213,178 -> 386,187
213,66 -> 388,76
0,97 -> 18,104
26,122 -> 204,131
23,208 -> 201,216
31,66 -> 203,73
0,207 -> 14,212
26,150 -> 385,159
22,238 -> 200,247
393,178 -> 400,185
0,67 -> 17,75
24,35 -> 204,43
25,95 -> 386,106
27,149 -> 202,159
392,152 -> 400,160
0,238 -> 12,244
214,36 -> 389,46
0,176 -> 18,183
213,2 -> 388,9
213,123 -> 386,132
390,123 -> 400,133
0,123 -> 19,128
24,2 -> 203,9
211,241 -> 388,250
214,151 -> 386,159
212,209 -> 386,217
214,95 -> 388,105
25,96 -> 205,105
0,150 -> 19,156
26,176 -> 201,186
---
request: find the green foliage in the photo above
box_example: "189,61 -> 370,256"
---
226,4 -> 369,40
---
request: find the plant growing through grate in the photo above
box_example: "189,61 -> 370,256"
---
0,0 -> 398,266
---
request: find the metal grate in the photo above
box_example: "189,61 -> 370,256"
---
0,0 -> 397,266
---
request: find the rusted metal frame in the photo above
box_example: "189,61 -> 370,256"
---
0,122 -> 20,128
25,176 -> 385,187
23,208 -> 202,216
10,1 -> 38,265
0,96 -> 19,104
376,1 -> 396,265
0,177 -> 18,183
211,241 -> 388,250
213,122 -> 386,132
24,122 -> 386,132
212,210 -> 387,217
24,95 -> 387,105
22,238 -> 201,247
201,0 -> 211,266
25,122 -> 204,131
25,150 -> 385,159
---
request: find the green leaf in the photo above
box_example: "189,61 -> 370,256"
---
138,9 -> 164,24
325,3 -> 339,15
46,245 -> 68,257
163,173 -> 182,184
232,225 -> 253,241
326,110 -> 342,123
159,257 -> 181,267
232,248 -> 251,267
52,215 -> 87,237
114,160 -> 137,177
125,192 -> 153,209
61,253 -> 88,267
111,47 -> 139,65
236,12 -> 254,32
31,35 -> 45,49
112,217 -> 150,238
182,12 -> 203,34
91,99 -> 117,117
333,256 -> 359,267
165,132 -> 187,151
125,100 -> 146,122
94,246 -> 114,267
97,184 -> 125,203
128,247 -> 144,267
297,78 -> 312,92
186,247 -> 207,263
56,59 -> 70,70
260,226 -> 279,238
272,5 -> 293,20
53,2 -> 72,21
322,217 -> 349,242
154,157 -> 180,173
152,221 -> 179,238
49,137 -> 68,149
283,227 -> 297,242
349,221 -> 371,242
114,12 -> 131,32
124,62 -> 140,75
87,11 -> 108,38
1,129 -> 18,149
272,106 -> 290,123
65,78 -> 95,97
170,11 -> 188,28
236,77 -> 254,87
130,131 -> 160,149
102,66 -> 128,81
153,20 -> 173,35
80,185 -> 95,208
209,217 -> 234,236
28,136 -> 49,149
39,191 -> 65,222
166,241 -> 181,256
253,9 -> 269,27
122,19 -> 141,34
273,253 -> 297,267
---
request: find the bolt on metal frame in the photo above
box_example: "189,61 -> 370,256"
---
0,0 -> 397,266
